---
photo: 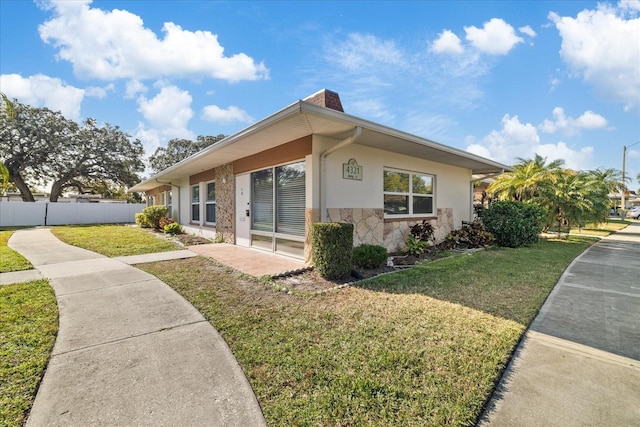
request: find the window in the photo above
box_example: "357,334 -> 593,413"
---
191,185 -> 200,222
167,191 -> 172,219
251,169 -> 274,232
276,162 -> 305,236
250,161 -> 306,257
205,181 -> 216,224
383,169 -> 434,216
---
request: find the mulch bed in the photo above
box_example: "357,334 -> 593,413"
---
273,253 -> 442,293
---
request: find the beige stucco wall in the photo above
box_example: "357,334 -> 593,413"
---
310,135 -> 472,252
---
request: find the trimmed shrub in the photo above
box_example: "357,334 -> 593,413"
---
352,244 -> 387,269
163,222 -> 183,235
135,212 -> 152,228
311,222 -> 354,280
140,205 -> 168,230
482,201 -> 545,248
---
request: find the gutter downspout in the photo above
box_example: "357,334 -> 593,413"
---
155,179 -> 179,224
319,126 -> 362,222
470,170 -> 504,222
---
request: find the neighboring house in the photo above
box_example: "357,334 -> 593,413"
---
130,89 -> 511,262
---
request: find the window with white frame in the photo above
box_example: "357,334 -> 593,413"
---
383,168 -> 434,216
205,181 -> 216,224
191,185 -> 200,222
166,191 -> 172,219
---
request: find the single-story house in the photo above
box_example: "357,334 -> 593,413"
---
129,89 -> 511,262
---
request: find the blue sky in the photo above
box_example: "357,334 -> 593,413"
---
1,0 -> 639,183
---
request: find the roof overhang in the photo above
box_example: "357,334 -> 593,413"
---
130,100 -> 512,192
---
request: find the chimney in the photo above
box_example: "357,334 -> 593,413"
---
303,89 -> 344,112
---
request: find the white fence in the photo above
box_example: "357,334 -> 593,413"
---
0,202 -> 146,227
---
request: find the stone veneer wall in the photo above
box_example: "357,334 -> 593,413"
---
326,208 -> 385,247
383,208 -> 454,253
308,207 -> 455,260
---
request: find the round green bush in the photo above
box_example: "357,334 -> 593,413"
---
482,201 -> 545,248
352,244 -> 388,269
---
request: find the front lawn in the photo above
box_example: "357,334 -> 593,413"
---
0,280 -> 58,427
51,224 -> 181,257
547,219 -> 630,237
0,231 -> 33,273
139,236 -> 595,426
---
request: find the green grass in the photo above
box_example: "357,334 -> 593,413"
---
547,219 -> 630,237
24,225 -> 595,425
360,236 -> 597,324
138,236 -> 595,426
0,231 -> 33,273
51,224 -> 181,257
0,280 -> 58,427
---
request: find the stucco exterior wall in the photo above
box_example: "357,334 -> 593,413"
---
177,163 -> 234,243
311,135 -> 471,252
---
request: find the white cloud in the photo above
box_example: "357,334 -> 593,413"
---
0,73 -> 84,120
134,84 -> 195,156
549,3 -> 640,110
350,98 -> 396,124
38,0 -> 268,82
201,105 -> 253,124
466,113 -> 594,170
125,80 -> 147,99
430,30 -> 464,54
325,33 -> 405,72
137,84 -> 193,131
538,107 -> 608,136
84,84 -> 114,99
464,18 -> 524,55
620,0 -> 640,13
536,142 -> 594,170
519,25 -> 537,37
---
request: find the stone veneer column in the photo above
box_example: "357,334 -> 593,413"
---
214,163 -> 234,243
305,208 -> 320,263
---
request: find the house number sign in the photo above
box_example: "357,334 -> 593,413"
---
343,158 -> 363,180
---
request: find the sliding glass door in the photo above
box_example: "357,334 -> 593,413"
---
250,161 -> 305,258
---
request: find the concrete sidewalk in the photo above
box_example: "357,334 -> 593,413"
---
7,228 -> 266,427
480,222 -> 640,426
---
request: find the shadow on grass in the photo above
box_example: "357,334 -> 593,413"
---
354,237 -> 596,326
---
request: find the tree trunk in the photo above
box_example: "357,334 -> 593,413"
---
9,169 -> 35,202
49,180 -> 64,202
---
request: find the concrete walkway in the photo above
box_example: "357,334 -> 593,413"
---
188,243 -> 309,277
7,228 -> 266,427
480,222 -> 640,426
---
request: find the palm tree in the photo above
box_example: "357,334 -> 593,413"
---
488,154 -> 564,202
538,170 -> 591,234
